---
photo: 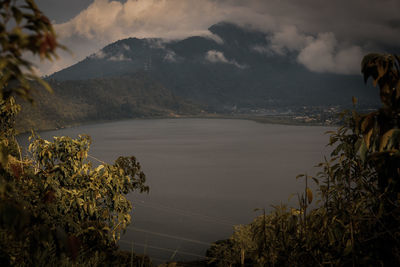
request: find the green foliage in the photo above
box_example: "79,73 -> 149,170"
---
28,133 -> 149,241
0,1 -> 150,265
0,131 -> 148,265
207,53 -> 400,266
0,0 -> 62,102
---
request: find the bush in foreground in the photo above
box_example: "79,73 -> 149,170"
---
0,1 -> 149,265
207,54 -> 400,266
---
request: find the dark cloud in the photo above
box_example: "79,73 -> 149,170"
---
33,0 -> 400,75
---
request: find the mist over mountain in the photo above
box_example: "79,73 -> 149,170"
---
48,22 -> 379,113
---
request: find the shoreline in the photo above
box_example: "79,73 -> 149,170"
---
17,113 -> 336,135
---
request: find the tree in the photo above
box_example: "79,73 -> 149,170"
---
0,1 -> 149,265
0,0 -> 59,102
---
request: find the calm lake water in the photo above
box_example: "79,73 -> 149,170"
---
18,118 -> 333,264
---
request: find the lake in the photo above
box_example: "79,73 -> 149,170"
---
18,118 -> 333,264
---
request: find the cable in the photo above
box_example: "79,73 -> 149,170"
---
132,199 -> 238,226
87,154 -> 108,165
119,240 -> 212,259
125,226 -> 211,246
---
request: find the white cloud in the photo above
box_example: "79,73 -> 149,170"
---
297,33 -> 363,74
164,50 -> 177,62
205,50 -> 246,69
108,53 -> 131,62
35,0 -> 398,76
122,44 -> 130,51
45,0 -> 237,75
146,39 -> 166,49
91,49 -> 106,59
251,45 -> 269,54
55,0 -> 230,42
266,26 -> 364,74
268,25 -> 313,55
89,49 -> 131,61
205,33 -> 224,45
205,50 -> 230,64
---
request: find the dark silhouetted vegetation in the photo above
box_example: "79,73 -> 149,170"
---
0,1 -> 150,265
206,54 -> 400,266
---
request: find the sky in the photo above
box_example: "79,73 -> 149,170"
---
32,0 -> 400,76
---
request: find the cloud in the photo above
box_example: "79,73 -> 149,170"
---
55,0 -> 227,42
108,53 -> 131,62
250,45 -> 272,55
268,25 -> 313,55
88,49 -> 131,62
205,50 -> 230,64
36,0 -> 399,75
45,0 -> 236,75
146,39 -> 166,49
122,44 -> 130,51
205,33 -> 224,45
91,50 -> 106,59
205,50 -> 246,69
264,26 -> 364,74
164,50 -> 177,62
297,33 -> 363,74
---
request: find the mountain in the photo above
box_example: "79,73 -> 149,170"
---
17,72 -> 199,132
49,22 -> 380,112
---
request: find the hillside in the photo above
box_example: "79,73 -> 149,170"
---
16,72 -> 200,133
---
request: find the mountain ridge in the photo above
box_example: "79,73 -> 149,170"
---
49,22 -> 379,111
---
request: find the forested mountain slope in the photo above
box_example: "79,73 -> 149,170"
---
17,72 -> 199,132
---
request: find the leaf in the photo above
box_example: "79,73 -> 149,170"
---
380,129 -> 396,151
11,7 -> 23,24
343,239 -> 353,256
364,128 -> 373,149
352,96 -> 357,106
34,76 -> 53,94
290,208 -> 301,216
376,60 -> 388,82
95,165 -> 104,172
362,53 -> 381,83
361,113 -> 374,133
306,187 -> 313,204
0,142 -> 9,167
88,204 -> 94,216
359,139 -> 368,163
0,58 -> 8,70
